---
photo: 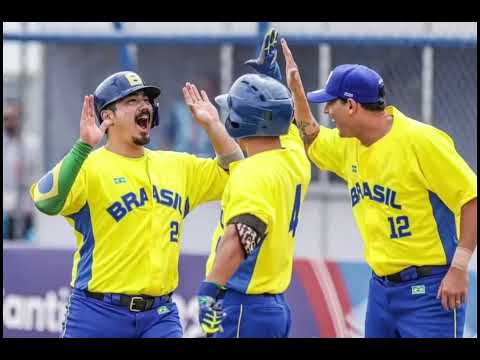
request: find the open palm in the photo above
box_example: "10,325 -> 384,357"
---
281,38 -> 306,94
80,95 -> 112,147
183,82 -> 220,129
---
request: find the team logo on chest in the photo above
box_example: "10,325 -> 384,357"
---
106,185 -> 190,222
350,181 -> 402,209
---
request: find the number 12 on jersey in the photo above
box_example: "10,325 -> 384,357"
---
388,215 -> 412,239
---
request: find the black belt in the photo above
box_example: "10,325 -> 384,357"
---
84,290 -> 171,312
377,265 -> 448,283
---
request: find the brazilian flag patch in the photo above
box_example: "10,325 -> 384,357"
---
113,177 -> 127,184
157,306 -> 170,315
411,285 -> 426,295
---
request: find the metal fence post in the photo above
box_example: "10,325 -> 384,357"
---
318,28 -> 332,258
422,46 -> 434,125
257,22 -> 269,54
219,23 -> 234,120
112,22 -> 137,71
422,22 -> 434,125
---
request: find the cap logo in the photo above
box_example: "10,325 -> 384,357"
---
125,73 -> 143,87
344,92 -> 354,98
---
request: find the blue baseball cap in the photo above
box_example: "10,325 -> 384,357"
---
307,64 -> 384,104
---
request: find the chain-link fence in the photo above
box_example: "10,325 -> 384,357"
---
434,47 -> 477,172
17,41 -> 476,174
4,40 -> 476,171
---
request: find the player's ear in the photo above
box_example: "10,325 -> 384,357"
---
100,109 -> 113,123
347,99 -> 357,114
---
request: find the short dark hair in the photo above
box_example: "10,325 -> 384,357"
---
340,85 -> 386,112
106,102 -> 117,113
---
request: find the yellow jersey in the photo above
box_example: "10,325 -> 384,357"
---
206,125 -> 311,294
31,147 -> 228,295
308,106 -> 477,275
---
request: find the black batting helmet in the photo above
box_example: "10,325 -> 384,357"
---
93,71 -> 161,128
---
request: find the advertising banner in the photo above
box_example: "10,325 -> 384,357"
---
3,248 -> 477,338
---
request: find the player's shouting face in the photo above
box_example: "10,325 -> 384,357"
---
110,90 -> 153,146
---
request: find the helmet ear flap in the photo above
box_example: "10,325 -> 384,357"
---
225,111 -> 241,137
226,115 -> 240,129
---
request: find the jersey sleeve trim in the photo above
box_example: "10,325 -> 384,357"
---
31,140 -> 92,215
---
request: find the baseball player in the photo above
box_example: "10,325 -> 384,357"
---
30,71 -> 243,338
195,29 -> 312,338
281,39 -> 477,338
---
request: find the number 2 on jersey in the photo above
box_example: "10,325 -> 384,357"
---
170,221 -> 179,242
289,184 -> 302,237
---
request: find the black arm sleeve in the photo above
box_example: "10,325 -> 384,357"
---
227,214 -> 267,257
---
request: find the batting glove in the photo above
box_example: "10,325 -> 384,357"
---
197,281 -> 225,336
245,28 -> 282,81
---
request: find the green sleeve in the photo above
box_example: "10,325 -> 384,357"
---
31,140 -> 92,215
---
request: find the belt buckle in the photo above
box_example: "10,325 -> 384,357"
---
129,296 -> 144,312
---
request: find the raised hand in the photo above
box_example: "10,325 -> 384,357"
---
280,38 -> 320,146
183,82 -> 220,130
245,28 -> 282,81
80,95 -> 113,147
281,38 -> 306,95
